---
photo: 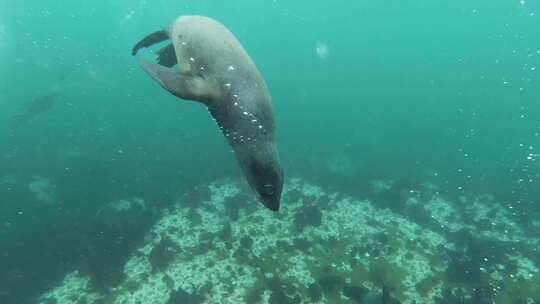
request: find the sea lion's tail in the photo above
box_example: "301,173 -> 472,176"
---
132,30 -> 169,56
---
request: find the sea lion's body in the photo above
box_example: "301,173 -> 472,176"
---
133,16 -> 283,211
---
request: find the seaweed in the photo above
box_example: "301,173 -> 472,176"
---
446,255 -> 483,285
224,199 -> 241,220
124,279 -> 140,293
318,275 -> 345,295
293,205 -> 322,232
436,286 -> 469,304
471,284 -> 498,304
240,236 -> 253,248
276,240 -> 295,253
266,278 -> 301,304
372,178 -> 420,211
307,282 -> 323,301
187,208 -> 202,226
293,237 -> 311,251
245,288 -> 262,303
148,236 -> 178,272
247,276 -> 301,304
218,223 -> 232,241
167,287 -> 205,304
163,275 -> 175,289
343,285 -> 367,303
42,298 -> 58,304
308,273 -> 367,303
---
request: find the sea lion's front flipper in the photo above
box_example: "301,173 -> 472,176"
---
132,30 -> 169,56
138,59 -> 216,104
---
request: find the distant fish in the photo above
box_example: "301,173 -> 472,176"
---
8,92 -> 58,129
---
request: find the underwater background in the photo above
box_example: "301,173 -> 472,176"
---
1,0 -> 539,303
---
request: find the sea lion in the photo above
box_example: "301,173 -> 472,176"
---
132,15 -> 283,211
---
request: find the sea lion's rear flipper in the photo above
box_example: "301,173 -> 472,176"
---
132,30 -> 169,56
138,59 -> 216,103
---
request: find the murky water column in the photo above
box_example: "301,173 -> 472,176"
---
0,0 -> 9,88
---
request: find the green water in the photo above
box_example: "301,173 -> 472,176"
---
1,0 -> 539,303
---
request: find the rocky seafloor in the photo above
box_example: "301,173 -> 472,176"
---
38,178 -> 540,304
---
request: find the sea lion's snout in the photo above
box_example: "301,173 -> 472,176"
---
256,175 -> 283,211
247,158 -> 283,211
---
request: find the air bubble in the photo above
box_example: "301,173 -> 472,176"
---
315,41 -> 329,58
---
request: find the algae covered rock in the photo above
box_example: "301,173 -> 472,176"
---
38,178 -> 540,304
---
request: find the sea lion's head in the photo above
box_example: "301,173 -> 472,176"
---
244,153 -> 283,211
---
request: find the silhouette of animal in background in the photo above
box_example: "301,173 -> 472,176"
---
8,92 -> 58,129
